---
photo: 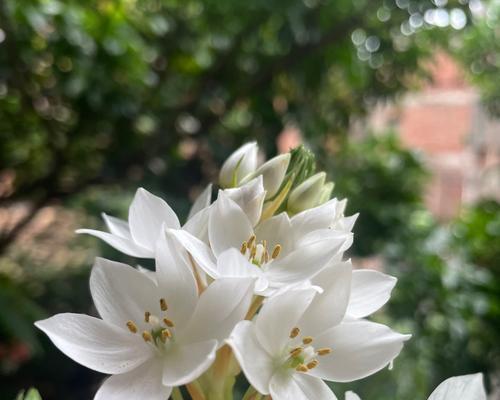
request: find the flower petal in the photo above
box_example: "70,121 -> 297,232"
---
162,340 -> 218,386
254,212 -> 293,256
102,213 -> 131,239
427,373 -> 486,400
129,188 -> 180,249
223,176 -> 266,227
270,371 -> 338,400
299,261 -> 352,336
216,249 -> 269,292
309,320 -> 411,382
209,191 -> 254,256
188,184 -> 212,219
90,258 -> 161,330
219,142 -> 258,188
227,321 -> 275,395
346,270 -> 397,319
169,229 -> 218,277
183,206 -> 210,244
345,391 -> 361,400
255,288 -> 316,355
290,198 -> 339,238
180,278 -> 255,345
35,313 -> 152,374
94,358 -> 171,400
75,229 -> 153,258
266,235 -> 347,285
155,230 -> 198,330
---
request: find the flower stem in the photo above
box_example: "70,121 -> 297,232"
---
186,381 -> 206,400
242,386 -> 262,400
172,387 -> 184,400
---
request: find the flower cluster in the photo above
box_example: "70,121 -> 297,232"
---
35,143 -> 485,400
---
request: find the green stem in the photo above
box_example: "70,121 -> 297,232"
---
242,386 -> 262,400
172,387 -> 184,400
186,381 -> 206,400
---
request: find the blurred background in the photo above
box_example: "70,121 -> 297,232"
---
0,0 -> 498,399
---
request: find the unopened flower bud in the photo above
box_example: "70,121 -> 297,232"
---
287,172 -> 326,215
219,142 -> 258,188
317,181 -> 334,206
243,153 -> 291,199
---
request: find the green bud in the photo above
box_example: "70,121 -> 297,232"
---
243,153 -> 291,199
317,181 -> 334,206
285,145 -> 316,190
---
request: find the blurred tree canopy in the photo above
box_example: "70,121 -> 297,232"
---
1,0 -> 495,251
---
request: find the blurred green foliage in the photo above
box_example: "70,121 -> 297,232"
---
0,0 -> 498,399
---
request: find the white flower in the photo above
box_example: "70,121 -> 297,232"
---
35,231 -> 254,400
427,373 -> 486,400
223,176 -> 266,227
227,266 -> 410,400
219,142 -> 291,199
170,190 -> 350,295
347,372 -> 486,400
76,186 -> 212,258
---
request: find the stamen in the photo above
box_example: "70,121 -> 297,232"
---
317,348 -> 332,356
126,321 -> 138,333
161,329 -> 172,340
272,244 -> 282,259
296,364 -> 308,372
250,246 -> 257,260
142,331 -> 152,342
302,336 -> 313,345
240,241 -> 248,254
247,235 -> 256,248
262,240 -> 267,250
163,318 -> 175,327
290,327 -> 300,338
144,311 -> 151,323
289,347 -> 303,357
307,360 -> 319,369
263,250 -> 269,263
160,298 -> 168,311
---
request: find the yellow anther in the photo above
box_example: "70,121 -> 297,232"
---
142,331 -> 152,342
163,318 -> 175,327
144,311 -> 151,323
302,336 -> 313,345
289,347 -> 303,357
307,360 -> 319,369
240,241 -> 248,254
126,321 -> 138,333
161,329 -> 172,340
317,348 -> 332,356
290,327 -> 300,338
160,298 -> 168,311
247,235 -> 256,248
296,364 -> 308,372
272,244 -> 282,259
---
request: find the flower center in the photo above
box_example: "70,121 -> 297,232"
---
240,234 -> 282,267
284,326 -> 332,373
125,298 -> 176,350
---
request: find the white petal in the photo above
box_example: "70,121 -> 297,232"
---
94,359 -> 170,400
309,320 -> 411,382
254,212 -> 293,256
76,229 -> 153,258
227,321 -> 275,395
209,191 -> 254,256
169,229 -> 218,277
35,313 -> 152,374
219,142 -> 258,188
216,249 -> 269,292
223,176 -> 266,226
129,188 -> 180,249
290,198 -> 338,237
162,340 -> 218,386
188,184 -> 212,220
345,391 -> 361,400
270,372 -> 337,400
102,213 -> 131,239
249,153 -> 290,199
334,214 -> 359,232
155,230 -> 198,330
299,261 -> 352,336
346,270 -> 397,319
90,258 -> 161,330
183,205 -> 210,243
255,289 -> 316,355
180,278 -> 255,345
427,373 -> 486,400
266,235 -> 347,285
